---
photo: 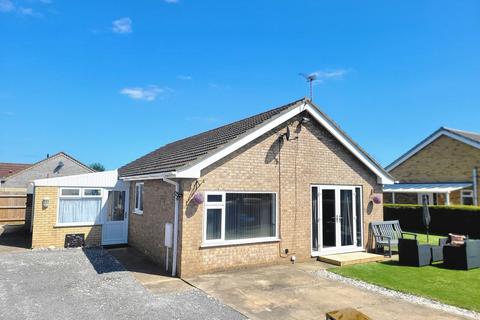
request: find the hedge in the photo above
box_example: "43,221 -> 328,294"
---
384,204 -> 480,238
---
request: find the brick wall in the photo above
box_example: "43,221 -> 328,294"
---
177,116 -> 383,277
31,186 -> 101,248
389,135 -> 480,205
128,180 -> 175,271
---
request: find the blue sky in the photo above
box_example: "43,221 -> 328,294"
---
1,0 -> 479,169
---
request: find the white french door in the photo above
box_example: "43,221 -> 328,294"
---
311,185 -> 363,255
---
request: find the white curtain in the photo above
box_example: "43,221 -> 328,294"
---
58,198 -> 102,224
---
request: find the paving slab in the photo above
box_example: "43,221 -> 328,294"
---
107,246 -> 192,294
186,261 -> 469,320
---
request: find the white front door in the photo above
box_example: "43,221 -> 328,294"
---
312,185 -> 363,255
102,190 -> 129,245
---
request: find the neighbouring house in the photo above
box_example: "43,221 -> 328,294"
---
30,98 -> 394,277
384,127 -> 480,206
0,162 -> 32,183
0,152 -> 94,227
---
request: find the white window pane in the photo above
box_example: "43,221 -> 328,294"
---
225,193 -> 276,240
207,194 -> 222,203
139,184 -> 144,211
61,188 -> 80,196
58,198 -> 101,224
206,208 -> 222,240
84,188 -> 101,196
108,191 -> 125,221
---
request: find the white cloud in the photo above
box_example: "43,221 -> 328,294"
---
164,0 -> 179,3
177,75 -> 192,81
112,17 -> 132,34
312,69 -> 347,80
120,85 -> 168,101
0,0 -> 15,12
0,1 -> 42,17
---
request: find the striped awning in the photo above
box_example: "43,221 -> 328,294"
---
383,182 -> 472,193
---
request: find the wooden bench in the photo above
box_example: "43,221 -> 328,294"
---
370,220 -> 417,257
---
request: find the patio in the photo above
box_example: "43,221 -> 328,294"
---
185,261 -> 469,320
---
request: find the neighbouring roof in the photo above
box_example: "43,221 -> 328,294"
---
383,182 -> 472,193
0,162 -> 32,179
33,170 -> 122,188
386,126 -> 480,172
119,98 -> 394,184
3,152 -> 94,181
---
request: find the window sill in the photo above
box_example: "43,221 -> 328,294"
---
133,210 -> 143,215
54,223 -> 100,228
201,237 -> 280,248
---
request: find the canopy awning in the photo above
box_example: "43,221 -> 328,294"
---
383,182 -> 472,193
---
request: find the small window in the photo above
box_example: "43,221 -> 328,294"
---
135,183 -> 144,214
207,194 -> 223,203
84,188 -> 101,197
61,188 -> 80,197
461,190 -> 474,206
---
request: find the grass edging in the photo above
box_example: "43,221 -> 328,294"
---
316,269 -> 479,320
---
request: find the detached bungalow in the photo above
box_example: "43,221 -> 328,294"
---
384,127 -> 480,206
31,98 -> 393,277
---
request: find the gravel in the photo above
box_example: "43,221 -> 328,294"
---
0,248 -> 246,320
315,269 -> 480,320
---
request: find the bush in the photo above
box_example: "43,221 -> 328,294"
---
384,204 -> 480,238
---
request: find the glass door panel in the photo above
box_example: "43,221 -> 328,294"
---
340,190 -> 354,246
322,189 -> 336,248
312,187 -> 319,251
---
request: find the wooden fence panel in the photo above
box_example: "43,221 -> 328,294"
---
0,192 -> 27,223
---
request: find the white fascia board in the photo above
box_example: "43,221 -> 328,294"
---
386,130 -> 480,172
120,172 -> 175,181
175,103 -> 308,178
176,102 -> 393,184
304,104 -> 394,184
383,186 -> 469,193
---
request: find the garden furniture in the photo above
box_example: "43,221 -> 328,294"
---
398,238 -> 432,266
443,239 -> 480,270
371,220 -> 417,257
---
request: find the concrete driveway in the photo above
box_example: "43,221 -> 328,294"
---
0,248 -> 245,320
185,262 -> 469,320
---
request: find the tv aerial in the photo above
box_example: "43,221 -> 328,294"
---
299,72 -> 318,100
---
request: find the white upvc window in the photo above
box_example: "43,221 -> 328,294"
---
134,183 -> 144,214
57,187 -> 103,226
461,190 -> 474,206
203,191 -> 278,246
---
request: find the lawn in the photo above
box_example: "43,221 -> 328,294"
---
332,232 -> 480,312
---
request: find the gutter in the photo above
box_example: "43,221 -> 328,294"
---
162,177 -> 180,277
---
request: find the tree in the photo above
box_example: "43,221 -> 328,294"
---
89,162 -> 105,172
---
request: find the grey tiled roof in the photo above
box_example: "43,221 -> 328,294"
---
444,127 -> 480,144
118,98 -> 306,177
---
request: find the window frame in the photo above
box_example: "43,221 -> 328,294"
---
83,188 -> 102,197
461,190 -> 474,205
56,187 -> 103,227
202,191 -> 279,247
134,182 -> 144,214
60,187 -> 81,198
